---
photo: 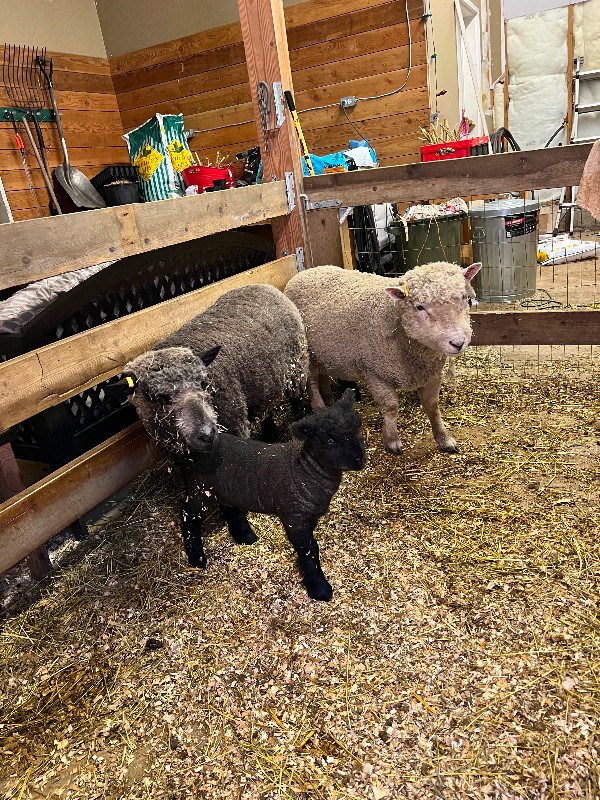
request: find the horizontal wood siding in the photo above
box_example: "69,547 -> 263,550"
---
0,52 -> 130,221
112,0 -> 428,169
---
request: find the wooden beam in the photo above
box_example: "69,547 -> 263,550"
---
0,443 -> 52,580
0,181 -> 288,291
307,208 -> 344,267
471,310 -> 600,346
0,423 -> 156,576
503,19 -> 509,134
0,256 -> 297,433
566,5 -> 574,142
238,0 -> 308,261
302,143 -> 594,205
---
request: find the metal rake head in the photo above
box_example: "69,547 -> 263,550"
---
2,43 -> 47,110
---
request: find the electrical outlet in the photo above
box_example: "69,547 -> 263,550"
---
340,96 -> 358,109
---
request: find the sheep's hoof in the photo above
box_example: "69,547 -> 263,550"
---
188,554 -> 207,569
304,576 -> 333,602
236,530 -> 258,545
383,440 -> 403,455
438,437 -> 459,453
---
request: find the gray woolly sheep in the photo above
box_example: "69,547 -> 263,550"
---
181,389 -> 366,601
114,284 -> 308,453
284,262 -> 482,455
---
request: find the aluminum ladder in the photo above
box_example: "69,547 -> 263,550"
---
553,57 -> 600,235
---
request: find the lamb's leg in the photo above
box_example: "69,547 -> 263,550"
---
288,395 -> 307,420
181,497 -> 207,568
307,360 -> 326,410
259,413 -> 279,443
220,505 -> 258,545
281,516 -> 332,601
365,374 -> 403,454
417,372 -> 458,453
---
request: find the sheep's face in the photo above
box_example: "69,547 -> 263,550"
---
291,389 -> 366,471
386,262 -> 482,357
125,346 -> 221,454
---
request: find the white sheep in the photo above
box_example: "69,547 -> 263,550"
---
284,262 -> 482,454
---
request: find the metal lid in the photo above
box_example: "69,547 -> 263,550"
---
469,197 -> 540,218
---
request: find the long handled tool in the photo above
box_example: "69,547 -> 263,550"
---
37,56 -> 106,209
21,117 -> 63,214
2,43 -> 62,214
284,90 -> 315,176
7,111 -> 41,217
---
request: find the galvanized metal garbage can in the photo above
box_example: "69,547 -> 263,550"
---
469,197 -> 540,302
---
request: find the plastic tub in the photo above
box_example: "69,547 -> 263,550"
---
182,165 -> 233,192
387,212 -> 467,274
420,136 -> 489,162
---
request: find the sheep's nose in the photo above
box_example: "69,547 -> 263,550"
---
449,339 -> 465,352
197,431 -> 214,444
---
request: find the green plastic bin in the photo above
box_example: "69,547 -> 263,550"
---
387,212 -> 466,273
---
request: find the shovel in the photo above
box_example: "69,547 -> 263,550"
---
37,56 -> 106,209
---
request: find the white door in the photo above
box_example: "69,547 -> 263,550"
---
456,0 -> 483,135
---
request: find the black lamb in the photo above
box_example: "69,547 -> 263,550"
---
182,388 -> 366,601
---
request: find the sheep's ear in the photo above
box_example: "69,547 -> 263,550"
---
385,284 -> 409,301
340,388 -> 356,407
200,345 -> 221,367
462,262 -> 482,282
104,376 -> 136,401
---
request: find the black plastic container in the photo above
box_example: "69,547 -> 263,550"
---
91,165 -> 140,206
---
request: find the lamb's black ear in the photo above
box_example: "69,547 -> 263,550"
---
104,376 -> 136,401
340,388 -> 356,407
291,416 -> 314,440
200,345 -> 221,367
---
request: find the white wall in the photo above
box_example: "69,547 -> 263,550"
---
3,0 -> 106,57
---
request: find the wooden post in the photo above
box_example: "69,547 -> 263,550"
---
566,4 -> 574,142
503,20 -> 509,139
307,208 -> 344,268
0,443 -> 52,581
237,0 -> 309,264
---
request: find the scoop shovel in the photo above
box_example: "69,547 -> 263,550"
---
37,56 -> 106,209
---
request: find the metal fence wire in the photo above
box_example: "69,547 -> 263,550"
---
348,193 -> 600,374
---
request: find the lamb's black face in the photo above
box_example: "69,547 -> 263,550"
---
292,389 -> 366,471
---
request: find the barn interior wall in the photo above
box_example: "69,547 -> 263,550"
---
96,0 -> 308,59
1,0 -> 107,59
0,0 -> 130,222
108,0 -> 430,169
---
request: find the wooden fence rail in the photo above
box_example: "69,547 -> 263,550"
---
303,143 -> 594,205
0,256 -> 297,433
0,256 -> 296,574
0,180 -> 288,290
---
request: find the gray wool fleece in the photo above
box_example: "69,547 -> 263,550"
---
154,284 -> 308,435
284,263 -> 473,390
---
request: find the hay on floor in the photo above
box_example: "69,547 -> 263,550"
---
1,365 -> 599,800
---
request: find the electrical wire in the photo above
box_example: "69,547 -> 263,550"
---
423,0 -> 439,118
186,0 -> 414,137
355,0 -> 412,102
341,105 -> 368,143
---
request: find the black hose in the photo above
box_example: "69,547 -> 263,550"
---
489,128 -> 521,153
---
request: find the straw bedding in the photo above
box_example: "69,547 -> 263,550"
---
1,362 -> 599,800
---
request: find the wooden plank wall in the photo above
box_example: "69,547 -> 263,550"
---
110,0 -> 428,170
0,52 -> 130,221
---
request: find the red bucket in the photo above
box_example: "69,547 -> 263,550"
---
182,165 -> 233,192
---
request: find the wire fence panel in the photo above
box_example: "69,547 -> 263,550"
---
346,191 -> 599,374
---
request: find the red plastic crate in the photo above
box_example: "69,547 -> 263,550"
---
420,136 -> 489,162
182,165 -> 234,192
